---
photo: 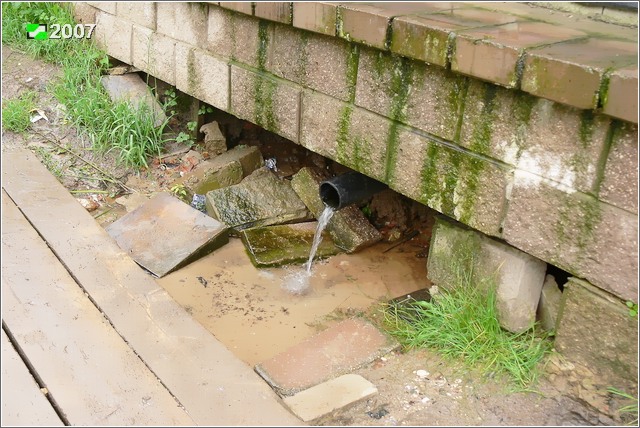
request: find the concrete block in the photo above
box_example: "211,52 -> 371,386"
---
603,65 -> 638,124
117,2 -> 156,29
175,42 -> 229,111
459,80 -> 610,194
157,2 -> 208,47
94,12 -> 132,64
205,167 -> 311,230
355,47 -> 467,141
388,126 -> 510,238
131,25 -> 176,86
599,121 -> 638,213
522,38 -> 637,110
290,167 -> 381,253
453,22 -> 585,88
536,274 -> 563,332
283,374 -> 377,422
555,278 -> 638,396
72,3 -> 98,25
87,2 -> 116,14
230,65 -> 300,143
218,2 -> 253,15
427,216 -> 547,333
207,6 -> 261,67
300,91 -> 389,182
268,24 -> 358,102
503,174 -> 639,303
390,14 -> 457,67
240,222 -> 342,268
254,2 -> 291,24
337,3 -> 395,49
255,318 -> 398,396
292,2 -> 337,36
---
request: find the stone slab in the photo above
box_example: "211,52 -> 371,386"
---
205,167 -> 311,230
2,148 -> 300,426
428,216 -> 547,333
1,330 -> 64,426
283,374 -> 378,422
100,74 -> 167,127
106,192 -> 229,277
290,167 -> 382,253
555,278 -> 638,396
240,222 -> 342,267
603,65 -> 638,123
536,274 -> 563,332
255,318 -> 399,396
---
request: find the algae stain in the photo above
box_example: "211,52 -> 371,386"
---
252,20 -> 278,133
336,103 -> 354,164
385,56 -> 413,184
345,44 -> 359,102
257,20 -> 269,71
420,142 -> 442,210
187,48 -> 199,95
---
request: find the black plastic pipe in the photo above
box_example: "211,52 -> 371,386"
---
319,172 -> 387,210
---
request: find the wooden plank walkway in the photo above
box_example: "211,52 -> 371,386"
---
1,148 -> 302,426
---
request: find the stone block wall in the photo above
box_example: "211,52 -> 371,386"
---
75,2 -> 638,305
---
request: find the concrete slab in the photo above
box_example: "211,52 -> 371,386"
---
255,318 -> 399,396
100,74 -> 167,127
283,374 -> 378,422
240,222 -> 343,267
2,148 -> 301,426
106,192 -> 229,277
1,330 -> 63,427
1,191 -> 196,425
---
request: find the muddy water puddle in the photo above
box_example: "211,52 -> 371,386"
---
157,237 -> 428,366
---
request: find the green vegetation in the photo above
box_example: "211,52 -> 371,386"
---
1,90 -> 38,133
608,387 -> 639,425
2,2 -> 173,168
381,255 -> 551,389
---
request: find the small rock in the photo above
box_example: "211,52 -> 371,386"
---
416,370 -> 429,379
200,121 -> 227,156
77,197 -> 99,212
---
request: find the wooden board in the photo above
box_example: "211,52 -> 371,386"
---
1,148 -> 299,425
1,191 -> 195,425
1,330 -> 63,427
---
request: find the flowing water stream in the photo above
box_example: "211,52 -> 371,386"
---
283,205 -> 335,294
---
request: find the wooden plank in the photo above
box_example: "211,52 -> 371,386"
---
1,330 -> 64,427
1,191 -> 196,426
1,148 -> 299,425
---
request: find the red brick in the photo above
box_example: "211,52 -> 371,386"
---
454,21 -> 585,88
254,318 -> 398,396
603,65 -> 638,124
521,38 -> 637,109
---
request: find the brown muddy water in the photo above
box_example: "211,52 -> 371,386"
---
156,237 -> 428,366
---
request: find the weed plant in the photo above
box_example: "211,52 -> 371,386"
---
2,2 -> 171,168
382,257 -> 552,388
1,90 -> 38,133
608,387 -> 639,425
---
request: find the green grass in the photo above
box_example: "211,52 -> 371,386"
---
608,387 -> 639,425
381,261 -> 552,388
2,2 -> 172,168
1,90 -> 38,133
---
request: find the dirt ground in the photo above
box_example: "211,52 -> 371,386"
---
1,46 -> 626,426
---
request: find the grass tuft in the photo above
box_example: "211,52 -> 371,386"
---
2,2 -> 172,168
381,259 -> 551,388
1,90 -> 38,133
608,387 -> 639,425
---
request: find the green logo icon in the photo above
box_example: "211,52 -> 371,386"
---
26,23 -> 48,40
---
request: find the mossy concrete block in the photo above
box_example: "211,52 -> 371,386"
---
599,121 -> 638,213
555,277 -> 638,396
230,65 -> 301,143
300,91 -> 389,183
132,25 -> 176,86
503,175 -> 639,303
240,222 -> 342,267
459,80 -> 610,194
427,216 -> 547,333
95,12 -> 132,64
290,167 -> 381,253
157,2 -> 208,47
388,126 -> 510,238
205,168 -> 312,230
117,2 -> 156,29
268,25 -> 358,102
175,42 -> 229,111
536,274 -> 563,332
207,6 -> 261,67
355,47 -> 466,142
